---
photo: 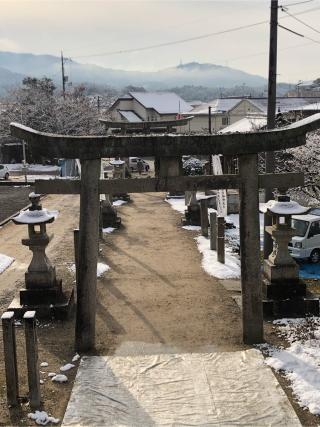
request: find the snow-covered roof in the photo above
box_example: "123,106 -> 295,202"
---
250,97 -> 320,113
13,208 -> 58,224
184,97 -> 320,116
187,98 -> 243,115
259,200 -> 308,215
219,115 -> 267,133
129,92 -> 193,114
119,110 -> 143,122
289,102 -> 320,112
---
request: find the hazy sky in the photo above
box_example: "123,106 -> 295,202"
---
1,0 -> 320,82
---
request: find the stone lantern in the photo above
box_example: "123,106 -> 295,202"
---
110,158 -> 126,179
260,191 -> 319,317
10,193 -> 73,318
109,158 -> 130,202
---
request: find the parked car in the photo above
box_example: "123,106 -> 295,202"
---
129,157 -> 150,172
290,213 -> 320,262
0,164 -> 9,180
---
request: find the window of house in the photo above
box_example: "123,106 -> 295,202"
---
222,117 -> 229,126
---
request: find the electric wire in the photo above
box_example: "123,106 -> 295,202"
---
281,7 -> 320,34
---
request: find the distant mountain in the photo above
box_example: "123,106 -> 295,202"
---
0,51 -> 268,93
0,66 -> 25,95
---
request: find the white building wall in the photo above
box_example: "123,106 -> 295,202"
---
229,100 -> 262,125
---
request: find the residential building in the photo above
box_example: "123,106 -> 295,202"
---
109,91 -> 193,123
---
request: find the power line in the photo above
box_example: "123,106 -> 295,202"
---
281,0 -> 314,6
68,4 -> 320,60
278,23 -> 305,36
281,6 -> 320,34
72,20 -> 269,59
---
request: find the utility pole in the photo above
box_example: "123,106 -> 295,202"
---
208,106 -> 212,134
264,0 -> 278,259
97,96 -> 100,113
61,51 -> 66,99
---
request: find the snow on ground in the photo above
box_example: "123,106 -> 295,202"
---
68,262 -> 110,277
51,374 -> 68,383
28,411 -> 59,425
182,225 -> 201,231
97,262 -> 110,277
72,354 -> 80,362
0,253 -> 14,274
262,317 -> 320,415
113,200 -> 127,207
60,363 -> 75,372
165,198 -> 185,214
5,163 -> 60,173
103,227 -> 116,234
40,362 -> 48,367
166,197 -> 241,279
196,236 -> 241,279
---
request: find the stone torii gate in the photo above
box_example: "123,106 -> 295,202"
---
10,114 -> 320,352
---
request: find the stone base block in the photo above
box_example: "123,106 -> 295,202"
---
263,297 -> 319,318
8,288 -> 74,320
101,206 -> 121,228
182,205 -> 201,226
263,259 -> 299,282
25,267 -> 57,289
262,277 -> 306,299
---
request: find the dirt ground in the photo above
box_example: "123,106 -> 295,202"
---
0,191 -> 319,426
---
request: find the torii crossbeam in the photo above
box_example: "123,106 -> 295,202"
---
10,114 -> 320,351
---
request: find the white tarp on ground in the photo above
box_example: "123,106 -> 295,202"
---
62,349 -> 300,426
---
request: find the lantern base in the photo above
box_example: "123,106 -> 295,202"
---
100,204 -> 121,228
7,285 -> 74,320
263,259 -> 299,282
182,204 -> 201,226
262,277 -> 306,299
263,296 -> 319,318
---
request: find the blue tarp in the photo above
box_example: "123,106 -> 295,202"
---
299,263 -> 320,279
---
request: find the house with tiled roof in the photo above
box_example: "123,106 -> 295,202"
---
109,91 -> 193,123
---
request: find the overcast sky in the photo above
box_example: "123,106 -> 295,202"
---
1,0 -> 320,83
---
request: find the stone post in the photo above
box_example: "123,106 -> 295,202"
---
200,199 -> 209,237
1,312 -> 19,406
76,158 -> 101,352
24,311 -> 41,409
210,212 -> 217,250
217,216 -> 225,263
239,154 -> 263,344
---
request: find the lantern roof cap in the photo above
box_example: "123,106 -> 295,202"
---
259,200 -> 309,215
109,159 -> 125,166
12,208 -> 58,225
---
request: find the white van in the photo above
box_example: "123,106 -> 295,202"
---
290,212 -> 320,263
128,157 -> 150,172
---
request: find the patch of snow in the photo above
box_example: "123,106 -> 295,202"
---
165,198 -> 185,214
264,317 -> 320,415
40,380 -> 44,384
102,227 -> 116,234
182,225 -> 201,231
48,372 -> 56,378
51,374 -> 68,383
40,362 -> 48,367
67,262 -> 110,277
28,411 -> 59,425
60,363 -> 75,372
72,353 -> 80,362
0,253 -> 14,274
113,200 -> 127,207
196,236 -> 241,279
97,262 -> 110,277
